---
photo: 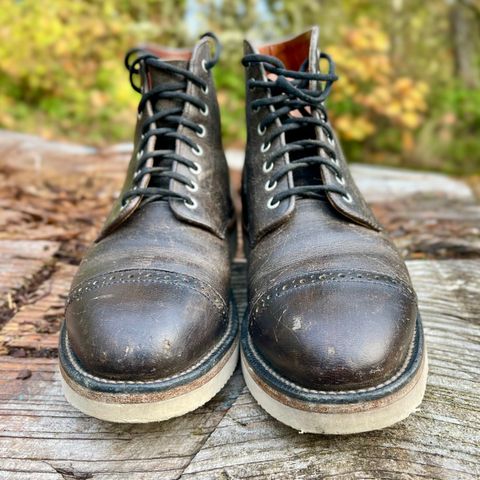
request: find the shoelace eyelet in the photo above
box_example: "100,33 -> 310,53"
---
137,111 -> 142,121
262,161 -> 274,173
136,149 -> 144,160
186,180 -> 198,192
267,197 -> 280,209
192,144 -> 203,156
257,124 -> 266,136
201,84 -> 209,94
335,174 -> 345,186
189,161 -> 202,174
343,193 -> 353,204
261,142 -> 271,153
196,124 -> 206,138
185,197 -> 198,209
201,59 -> 208,73
265,179 -> 277,192
327,134 -> 335,147
200,104 -> 209,116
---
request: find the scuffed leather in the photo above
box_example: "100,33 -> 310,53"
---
243,30 -> 419,391
67,268 -> 229,380
247,200 -> 418,390
99,99 -> 157,240
170,40 -> 233,238
65,39 -> 235,381
243,30 -> 380,246
242,39 -> 295,244
99,39 -> 234,241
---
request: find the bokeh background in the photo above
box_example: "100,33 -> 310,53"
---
0,0 -> 479,174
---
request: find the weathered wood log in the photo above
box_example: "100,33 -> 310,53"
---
0,240 -> 58,327
0,133 -> 479,478
371,196 -> 480,259
0,264 -> 76,356
0,260 -> 479,479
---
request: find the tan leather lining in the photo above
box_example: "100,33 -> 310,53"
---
140,43 -> 192,61
258,31 -> 311,70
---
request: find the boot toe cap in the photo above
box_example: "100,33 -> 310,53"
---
248,272 -> 418,391
65,270 -> 229,381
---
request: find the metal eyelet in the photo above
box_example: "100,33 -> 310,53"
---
261,142 -> 271,153
200,104 -> 209,116
327,134 -> 335,147
257,124 -> 266,136
267,197 -> 280,209
265,179 -> 277,192
262,161 -> 274,173
201,59 -> 208,73
134,169 -> 142,180
192,144 -> 203,156
196,125 -> 206,138
186,180 -> 198,192
185,197 -> 198,209
201,84 -> 209,94
335,175 -> 345,186
343,193 -> 353,204
136,149 -> 144,159
137,111 -> 142,121
189,161 -> 202,174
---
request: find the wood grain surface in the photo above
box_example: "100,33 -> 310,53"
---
0,133 -> 479,479
1,260 -> 479,480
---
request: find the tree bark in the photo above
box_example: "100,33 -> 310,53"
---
449,0 -> 479,88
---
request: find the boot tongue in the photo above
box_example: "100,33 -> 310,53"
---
278,28 -> 327,200
143,59 -> 190,193
147,60 -> 190,112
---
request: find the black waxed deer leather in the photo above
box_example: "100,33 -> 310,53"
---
242,28 -> 420,391
65,35 -> 235,381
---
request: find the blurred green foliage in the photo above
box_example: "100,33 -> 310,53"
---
0,0 -> 479,173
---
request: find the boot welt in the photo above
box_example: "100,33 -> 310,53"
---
241,315 -> 428,434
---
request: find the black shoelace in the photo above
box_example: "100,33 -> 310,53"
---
242,52 -> 353,208
121,32 -> 221,209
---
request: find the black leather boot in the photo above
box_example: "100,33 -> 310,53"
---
59,33 -> 238,422
240,28 -> 427,434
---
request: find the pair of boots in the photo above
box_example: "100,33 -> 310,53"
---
59,28 -> 427,435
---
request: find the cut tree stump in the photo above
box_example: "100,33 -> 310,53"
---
0,133 -> 479,479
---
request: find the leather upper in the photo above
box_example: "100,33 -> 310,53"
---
242,28 -> 380,247
242,29 -> 419,391
100,38 -> 233,241
65,38 -> 235,381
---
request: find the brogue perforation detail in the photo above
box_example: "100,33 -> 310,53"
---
67,269 -> 227,314
251,269 -> 415,315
